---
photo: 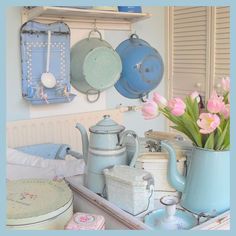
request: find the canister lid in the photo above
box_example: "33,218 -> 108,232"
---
66,212 -> 105,230
89,115 -> 125,134
7,179 -> 73,226
104,165 -> 153,186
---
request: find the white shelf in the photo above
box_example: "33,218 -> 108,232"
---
22,7 -> 151,31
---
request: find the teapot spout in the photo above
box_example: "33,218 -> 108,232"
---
161,141 -> 185,193
75,123 -> 89,164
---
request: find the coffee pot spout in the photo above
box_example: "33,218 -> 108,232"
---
75,123 -> 89,164
161,141 -> 186,193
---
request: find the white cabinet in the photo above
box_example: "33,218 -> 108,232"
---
166,6 -> 230,101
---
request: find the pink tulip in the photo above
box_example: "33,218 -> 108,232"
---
197,113 -> 220,134
221,77 -> 230,92
220,104 -> 230,119
190,91 -> 200,103
153,92 -> 167,108
142,100 -> 159,120
207,90 -> 225,113
167,98 -> 186,116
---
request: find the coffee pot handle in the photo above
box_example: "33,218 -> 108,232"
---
119,130 -> 140,167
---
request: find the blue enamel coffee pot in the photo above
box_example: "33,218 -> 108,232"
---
161,141 -> 230,216
115,34 -> 164,99
76,115 -> 139,195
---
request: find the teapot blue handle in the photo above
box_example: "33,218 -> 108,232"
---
120,130 -> 140,167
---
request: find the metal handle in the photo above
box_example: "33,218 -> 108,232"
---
140,93 -> 149,102
130,33 -> 139,40
88,28 -> 103,40
46,30 -> 51,72
119,130 -> 140,167
86,90 -> 100,103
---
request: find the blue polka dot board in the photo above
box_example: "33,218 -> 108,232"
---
20,21 -> 76,105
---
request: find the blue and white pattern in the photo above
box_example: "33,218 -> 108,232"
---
20,21 -> 76,105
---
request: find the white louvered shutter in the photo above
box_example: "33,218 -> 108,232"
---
168,7 -> 210,100
212,6 -> 230,91
167,6 -> 230,100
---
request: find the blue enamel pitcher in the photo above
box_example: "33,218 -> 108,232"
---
161,141 -> 230,216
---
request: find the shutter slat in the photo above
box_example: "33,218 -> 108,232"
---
174,7 -> 206,14
215,38 -> 230,44
174,49 -> 206,55
174,40 -> 206,46
174,25 -> 206,33
174,20 -> 206,28
215,18 -> 229,24
215,48 -> 230,53
216,28 -> 230,34
173,73 -> 206,80
174,16 -> 206,24
173,54 -> 206,60
174,63 -> 206,69
173,68 -> 206,74
214,58 -> 230,64
174,31 -> 206,37
215,44 -> 230,49
216,7 -> 230,14
215,64 -> 230,69
174,45 -> 206,50
215,69 -> 230,75
174,11 -> 206,20
174,59 -> 207,64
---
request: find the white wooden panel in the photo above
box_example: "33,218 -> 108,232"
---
7,109 -> 123,151
213,6 -> 230,84
168,6 -> 210,99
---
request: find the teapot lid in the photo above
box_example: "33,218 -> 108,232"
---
89,115 -> 125,134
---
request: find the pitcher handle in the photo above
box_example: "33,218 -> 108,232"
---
120,130 -> 140,167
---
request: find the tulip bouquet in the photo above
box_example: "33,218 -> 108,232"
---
142,77 -> 230,150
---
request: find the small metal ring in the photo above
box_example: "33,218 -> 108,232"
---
160,195 -> 180,206
130,33 -> 139,39
88,29 -> 103,40
86,90 -> 100,103
140,93 -> 149,102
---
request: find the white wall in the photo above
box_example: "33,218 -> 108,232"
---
6,6 -> 167,136
6,7 -> 30,120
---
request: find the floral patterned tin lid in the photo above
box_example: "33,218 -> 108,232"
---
7,179 -> 73,226
65,212 -> 105,230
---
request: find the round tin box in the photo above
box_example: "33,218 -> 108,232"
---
7,179 -> 73,230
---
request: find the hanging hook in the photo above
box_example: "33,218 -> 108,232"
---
88,19 -> 102,40
93,19 -> 97,31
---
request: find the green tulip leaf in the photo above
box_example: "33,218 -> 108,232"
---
204,133 -> 215,149
215,121 -> 229,150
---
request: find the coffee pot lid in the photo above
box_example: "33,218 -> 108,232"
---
89,115 -> 125,134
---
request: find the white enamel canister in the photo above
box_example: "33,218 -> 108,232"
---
104,165 -> 154,216
135,152 -> 186,200
7,179 -> 73,230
